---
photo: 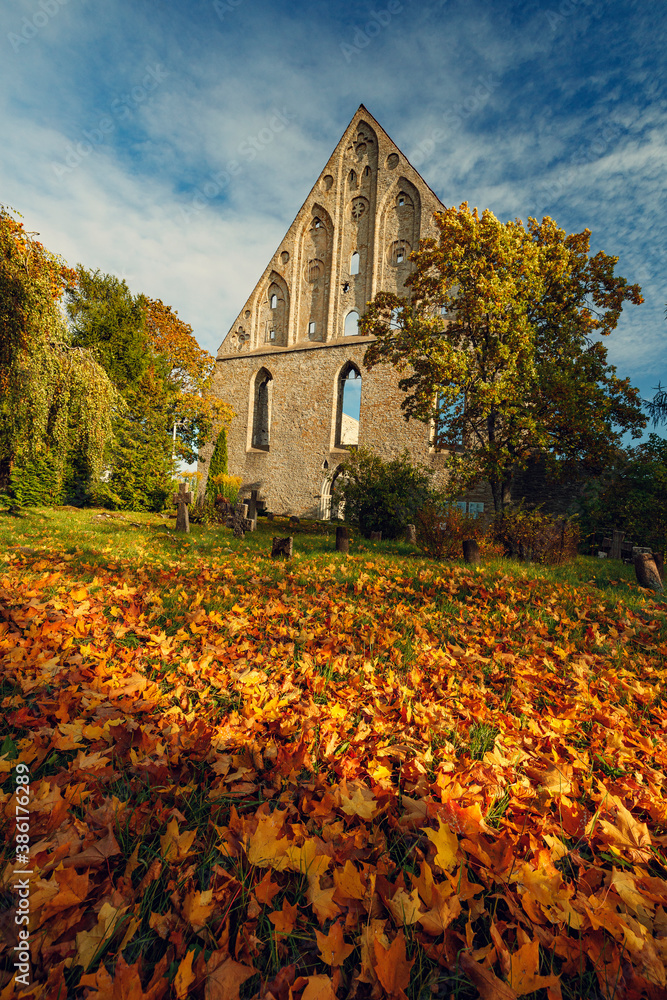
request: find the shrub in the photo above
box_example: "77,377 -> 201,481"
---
331,448 -> 437,539
211,473 -> 242,505
415,502 -> 483,560
492,505 -> 579,564
9,453 -> 63,508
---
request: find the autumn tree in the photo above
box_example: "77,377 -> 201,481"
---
144,297 -> 232,466
0,208 -> 115,502
66,271 -> 232,510
361,204 -> 646,511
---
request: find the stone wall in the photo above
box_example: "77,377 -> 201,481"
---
205,335 -> 493,518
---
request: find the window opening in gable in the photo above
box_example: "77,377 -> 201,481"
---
251,370 -> 273,450
270,293 -> 277,309
350,252 -> 360,275
344,310 -> 359,337
308,321 -> 316,336
336,365 -> 361,448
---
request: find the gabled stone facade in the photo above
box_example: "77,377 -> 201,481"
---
204,105 -> 492,518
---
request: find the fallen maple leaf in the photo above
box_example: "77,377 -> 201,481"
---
424,817 -> 459,872
373,930 -> 414,1000
204,953 -> 257,1000
268,896 -> 298,935
174,950 -> 197,999
507,939 -> 560,997
160,817 -> 196,862
62,828 -> 122,868
459,951 -> 518,999
315,920 -> 355,966
300,974 -> 337,1000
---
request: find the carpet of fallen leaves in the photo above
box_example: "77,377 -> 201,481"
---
1,530 -> 667,1000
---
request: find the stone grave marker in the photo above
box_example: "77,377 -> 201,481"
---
336,526 -> 349,553
609,529 -> 625,560
405,524 -> 417,544
462,539 -> 480,565
272,536 -> 293,559
231,502 -> 249,539
173,482 -> 192,534
370,531 -> 382,542
634,551 -> 663,592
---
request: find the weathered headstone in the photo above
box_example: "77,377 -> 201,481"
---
271,536 -> 293,559
370,531 -> 382,542
336,526 -> 349,553
609,529 -> 625,560
634,552 -> 663,592
654,551 -> 664,580
405,524 -> 417,544
289,515 -> 300,526
462,539 -> 480,565
244,491 -> 258,531
231,502 -> 248,539
173,482 -> 192,534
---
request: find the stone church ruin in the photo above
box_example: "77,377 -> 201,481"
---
202,105 -> 490,518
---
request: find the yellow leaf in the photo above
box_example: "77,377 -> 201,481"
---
386,886 -> 422,926
247,809 -> 290,870
182,889 -> 216,932
160,818 -> 197,861
425,818 -> 459,871
174,950 -> 197,999
340,782 -> 378,820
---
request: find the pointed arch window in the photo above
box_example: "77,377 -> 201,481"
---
251,368 -> 273,451
335,363 -> 361,448
270,293 -> 277,309
344,310 -> 359,337
350,252 -> 360,276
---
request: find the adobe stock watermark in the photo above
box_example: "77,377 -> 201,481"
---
340,1 -> 403,63
410,75 -> 499,168
181,108 -> 295,222
533,120 -> 623,214
8,0 -> 73,53
542,0 -> 603,33
51,64 -> 168,179
13,762 -> 32,989
213,0 -> 244,21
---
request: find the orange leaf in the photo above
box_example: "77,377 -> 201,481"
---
373,930 -> 414,1000
268,897 -> 297,935
459,951 -> 518,999
300,974 -> 337,1000
204,951 -> 256,1000
315,920 -> 355,966
507,939 -> 560,997
174,950 -> 197,999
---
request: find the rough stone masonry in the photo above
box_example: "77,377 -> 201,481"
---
200,105 -> 491,519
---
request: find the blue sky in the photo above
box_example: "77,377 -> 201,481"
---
2,0 -> 666,438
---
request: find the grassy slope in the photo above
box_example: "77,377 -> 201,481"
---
0,508 -> 666,1000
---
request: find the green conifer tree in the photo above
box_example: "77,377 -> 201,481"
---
205,428 -> 228,501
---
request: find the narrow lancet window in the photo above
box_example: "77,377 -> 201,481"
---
350,252 -> 360,275
251,368 -> 273,450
